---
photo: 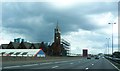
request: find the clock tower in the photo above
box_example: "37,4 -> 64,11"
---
52,21 -> 61,55
54,22 -> 61,45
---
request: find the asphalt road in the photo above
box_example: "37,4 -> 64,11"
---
2,57 -> 120,71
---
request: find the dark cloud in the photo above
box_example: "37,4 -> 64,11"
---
2,2 -> 117,42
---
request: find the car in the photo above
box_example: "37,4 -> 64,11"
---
95,56 -> 99,59
87,56 -> 91,59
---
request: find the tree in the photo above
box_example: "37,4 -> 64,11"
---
113,52 -> 120,58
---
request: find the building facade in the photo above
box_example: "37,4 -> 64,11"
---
83,49 -> 88,57
61,39 -> 70,56
50,22 -> 70,56
51,23 -> 61,56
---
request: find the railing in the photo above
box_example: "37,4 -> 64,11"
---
105,56 -> 120,64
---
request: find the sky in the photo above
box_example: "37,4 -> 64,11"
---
0,0 -> 119,54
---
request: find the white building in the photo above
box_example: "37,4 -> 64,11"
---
0,49 -> 45,57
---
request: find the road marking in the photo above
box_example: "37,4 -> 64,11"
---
92,64 -> 94,65
3,59 -> 83,69
52,66 -> 59,69
85,67 -> 89,70
55,62 -> 60,63
4,65 -> 21,69
22,64 -> 38,67
40,62 -> 52,65
106,59 -> 120,71
70,63 -> 73,64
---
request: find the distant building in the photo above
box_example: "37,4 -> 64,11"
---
0,49 -> 45,57
14,38 -> 25,43
18,42 -> 33,49
49,22 -> 70,56
50,23 -> 61,56
83,49 -> 88,57
1,41 -> 48,50
1,21 -> 70,56
1,44 -> 8,49
61,39 -> 70,56
7,42 -> 20,49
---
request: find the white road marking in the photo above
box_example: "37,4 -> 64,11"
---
55,62 -> 60,63
92,64 -> 94,65
70,63 -> 73,64
3,59 -> 82,69
59,59 -> 80,63
85,67 -> 89,70
4,65 -> 21,69
40,62 -> 52,65
22,64 -> 38,67
106,58 -> 120,71
52,66 -> 59,69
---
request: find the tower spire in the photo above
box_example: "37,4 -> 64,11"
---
53,20 -> 61,56
56,20 -> 59,29
55,20 -> 60,33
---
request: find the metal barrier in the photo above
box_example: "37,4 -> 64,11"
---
105,56 -> 120,64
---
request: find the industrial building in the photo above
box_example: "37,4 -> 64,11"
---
83,49 -> 88,57
0,49 -> 45,57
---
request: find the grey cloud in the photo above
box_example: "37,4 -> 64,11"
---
2,2 -> 117,42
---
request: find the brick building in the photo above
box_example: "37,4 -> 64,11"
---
49,22 -> 70,56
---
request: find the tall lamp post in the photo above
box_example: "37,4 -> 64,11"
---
108,23 -> 116,56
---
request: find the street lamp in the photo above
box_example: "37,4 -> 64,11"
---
108,23 -> 116,56
106,38 -> 110,55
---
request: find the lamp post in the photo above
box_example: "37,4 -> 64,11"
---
108,23 -> 116,56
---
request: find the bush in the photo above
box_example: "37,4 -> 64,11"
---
113,52 -> 120,58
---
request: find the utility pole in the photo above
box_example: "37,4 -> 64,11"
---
108,23 -> 116,56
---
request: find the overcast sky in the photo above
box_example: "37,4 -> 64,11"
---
0,0 -> 119,54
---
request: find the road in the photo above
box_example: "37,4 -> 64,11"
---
2,57 -> 120,71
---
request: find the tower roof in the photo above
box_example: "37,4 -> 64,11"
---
56,20 -> 60,29
55,20 -> 61,33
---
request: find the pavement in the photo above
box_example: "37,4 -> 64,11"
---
1,56 -> 120,71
